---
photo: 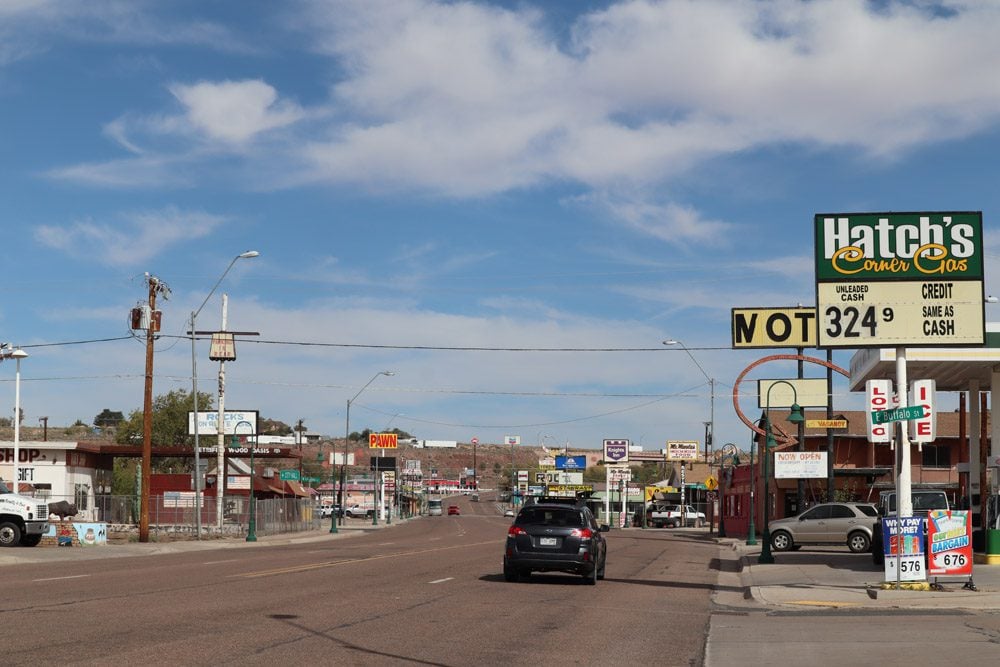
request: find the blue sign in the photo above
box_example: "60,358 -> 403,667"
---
556,455 -> 586,470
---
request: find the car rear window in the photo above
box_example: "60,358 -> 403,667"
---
856,505 -> 878,517
516,508 -> 584,528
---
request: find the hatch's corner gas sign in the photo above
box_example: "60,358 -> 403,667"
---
814,211 -> 984,348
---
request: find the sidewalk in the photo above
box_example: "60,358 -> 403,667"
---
0,518 -> 394,566
714,538 -> 1000,611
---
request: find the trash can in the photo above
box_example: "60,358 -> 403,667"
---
987,529 -> 1000,554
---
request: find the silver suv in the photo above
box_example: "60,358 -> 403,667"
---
768,502 -> 879,553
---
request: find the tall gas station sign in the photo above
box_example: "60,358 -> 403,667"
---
815,212 -> 985,348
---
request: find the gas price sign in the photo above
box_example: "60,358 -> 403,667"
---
815,212 -> 984,349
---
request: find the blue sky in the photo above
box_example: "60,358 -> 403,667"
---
2,0 -> 999,453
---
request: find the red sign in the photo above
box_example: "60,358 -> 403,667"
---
368,433 -> 398,449
927,510 -> 973,577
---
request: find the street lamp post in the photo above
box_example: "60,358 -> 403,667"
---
747,426 -> 758,546
759,381 -> 805,565
233,420 -> 256,542
718,443 -> 740,538
1,347 -> 29,492
334,371 -> 395,533
189,250 -> 259,539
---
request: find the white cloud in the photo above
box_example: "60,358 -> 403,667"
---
34,207 -> 229,266
295,0 -> 1000,193
170,79 -> 305,145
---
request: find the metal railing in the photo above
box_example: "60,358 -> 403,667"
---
39,494 -> 321,539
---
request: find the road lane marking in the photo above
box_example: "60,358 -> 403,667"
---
202,559 -> 241,565
33,574 -> 91,582
428,577 -> 453,584
232,540 -> 499,579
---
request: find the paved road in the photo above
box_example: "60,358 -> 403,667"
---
3,505 -> 719,666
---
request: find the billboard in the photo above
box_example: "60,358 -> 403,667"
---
187,410 -> 258,436
555,455 -> 586,470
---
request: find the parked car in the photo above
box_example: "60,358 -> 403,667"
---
768,502 -> 879,553
448,505 -> 461,515
504,508 -> 515,517
503,500 -> 609,584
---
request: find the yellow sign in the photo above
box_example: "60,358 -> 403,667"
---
705,476 -> 718,491
644,485 -> 677,501
806,419 -> 848,429
731,307 -> 817,348
368,432 -> 398,449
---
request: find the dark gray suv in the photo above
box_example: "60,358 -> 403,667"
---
503,501 -> 609,584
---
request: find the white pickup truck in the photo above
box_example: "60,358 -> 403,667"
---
344,504 -> 375,519
641,503 -> 706,528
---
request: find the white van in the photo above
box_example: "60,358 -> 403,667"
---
428,498 -> 443,516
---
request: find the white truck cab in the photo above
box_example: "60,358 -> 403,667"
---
0,479 -> 50,547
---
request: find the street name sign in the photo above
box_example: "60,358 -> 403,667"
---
871,405 -> 925,425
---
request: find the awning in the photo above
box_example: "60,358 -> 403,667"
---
286,480 -> 309,497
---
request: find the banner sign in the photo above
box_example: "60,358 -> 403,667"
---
910,379 -> 937,443
774,452 -> 828,479
815,211 -> 985,348
928,510 -> 973,577
881,516 -> 927,582
603,439 -> 630,464
866,379 -> 894,444
555,455 -> 586,470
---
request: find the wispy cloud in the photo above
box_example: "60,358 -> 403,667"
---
34,207 -> 229,266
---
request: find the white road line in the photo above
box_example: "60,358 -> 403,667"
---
33,574 -> 91,582
202,559 -> 241,565
428,577 -> 454,584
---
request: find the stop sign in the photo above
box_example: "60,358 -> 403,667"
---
471,437 -> 479,445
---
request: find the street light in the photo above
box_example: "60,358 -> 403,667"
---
718,443 -> 740,538
334,370 -> 395,533
0,346 -> 28,492
759,381 -> 805,564
189,250 -> 258,539
663,339 -> 715,466
747,423 -> 759,546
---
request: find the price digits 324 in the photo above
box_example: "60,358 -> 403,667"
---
824,306 -> 894,338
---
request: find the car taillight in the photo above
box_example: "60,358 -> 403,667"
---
570,528 -> 593,539
508,525 -> 526,537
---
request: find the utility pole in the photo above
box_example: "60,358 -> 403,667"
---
38,416 -> 48,442
139,273 -> 169,543
215,294 -> 229,530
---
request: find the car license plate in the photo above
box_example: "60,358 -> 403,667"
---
539,537 -> 558,546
